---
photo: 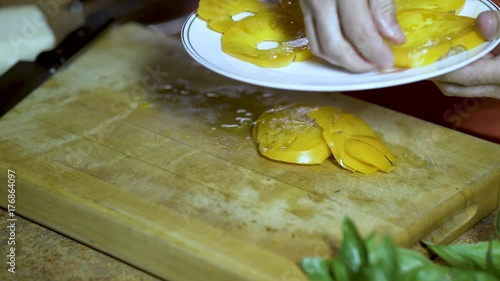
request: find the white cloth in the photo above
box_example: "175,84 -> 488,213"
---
0,5 -> 56,75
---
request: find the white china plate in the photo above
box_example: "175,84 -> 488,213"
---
181,0 -> 500,91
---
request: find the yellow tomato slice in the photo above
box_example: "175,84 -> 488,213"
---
331,133 -> 379,174
332,112 -> 377,137
198,0 -> 275,33
253,105 -> 331,164
307,107 -> 379,174
305,106 -> 343,135
254,105 -> 396,173
395,0 -> 466,13
221,12 -> 311,68
349,136 -> 397,165
344,139 -> 395,173
392,9 -> 485,68
452,28 -> 486,50
332,115 -> 396,172
392,40 -> 451,68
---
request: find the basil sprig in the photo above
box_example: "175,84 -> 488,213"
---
301,214 -> 499,281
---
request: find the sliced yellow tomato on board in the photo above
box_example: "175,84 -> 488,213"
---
331,133 -> 379,174
331,113 -> 377,138
344,139 -> 395,173
332,116 -> 396,173
253,105 -> 331,164
307,107 -> 378,173
198,0 -> 275,33
391,9 -> 485,68
349,136 -> 397,165
253,105 -> 396,173
395,0 -> 466,13
304,106 -> 342,134
221,12 -> 311,68
308,107 -> 396,174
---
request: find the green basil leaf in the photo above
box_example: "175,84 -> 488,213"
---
339,218 -> 369,274
364,234 -> 398,281
301,257 -> 335,281
402,265 -> 498,281
448,267 -> 498,281
331,256 -> 353,281
424,241 -> 500,273
401,265 -> 450,281
485,240 -> 500,278
396,247 -> 434,275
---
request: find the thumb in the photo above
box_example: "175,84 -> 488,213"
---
476,11 -> 500,40
370,0 -> 406,44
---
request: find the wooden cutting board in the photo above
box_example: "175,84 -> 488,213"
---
0,23 -> 499,281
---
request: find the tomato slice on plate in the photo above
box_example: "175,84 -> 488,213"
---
198,0 -> 275,33
221,12 -> 311,68
392,8 -> 485,68
395,0 -> 466,13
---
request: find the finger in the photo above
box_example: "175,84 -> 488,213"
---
476,11 -> 500,40
481,53 -> 496,59
434,56 -> 500,86
299,1 -> 321,57
491,44 -> 500,56
300,0 -> 376,72
337,0 -> 394,69
370,0 -> 406,44
434,81 -> 500,99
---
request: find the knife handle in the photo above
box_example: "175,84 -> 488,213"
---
36,11 -> 114,69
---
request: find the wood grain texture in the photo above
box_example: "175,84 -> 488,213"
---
0,23 -> 499,281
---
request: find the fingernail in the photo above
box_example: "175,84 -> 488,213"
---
378,16 -> 406,43
386,23 -> 399,38
390,23 -> 405,40
479,12 -> 499,39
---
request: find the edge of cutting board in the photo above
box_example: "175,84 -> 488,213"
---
0,144 -> 498,281
0,153 -> 308,281
420,169 -> 499,244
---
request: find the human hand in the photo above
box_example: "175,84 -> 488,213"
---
433,11 -> 500,99
299,0 -> 406,72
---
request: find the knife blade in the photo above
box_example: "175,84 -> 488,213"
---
0,11 -> 114,117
